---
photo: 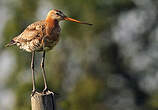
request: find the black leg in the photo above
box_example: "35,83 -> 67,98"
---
31,51 -> 36,96
41,51 -> 48,93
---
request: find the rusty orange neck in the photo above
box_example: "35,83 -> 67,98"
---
45,16 -> 58,35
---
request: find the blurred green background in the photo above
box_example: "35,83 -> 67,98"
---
1,0 -> 158,110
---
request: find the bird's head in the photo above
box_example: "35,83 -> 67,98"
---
46,9 -> 92,25
47,9 -> 65,21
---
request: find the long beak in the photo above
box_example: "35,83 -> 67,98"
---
64,17 -> 93,26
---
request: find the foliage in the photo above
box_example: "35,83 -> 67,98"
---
2,0 -> 158,110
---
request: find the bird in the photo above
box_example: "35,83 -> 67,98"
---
5,9 -> 92,95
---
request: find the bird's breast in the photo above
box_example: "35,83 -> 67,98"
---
42,26 -> 61,51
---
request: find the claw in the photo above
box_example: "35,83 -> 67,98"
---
31,89 -> 36,96
42,87 -> 49,94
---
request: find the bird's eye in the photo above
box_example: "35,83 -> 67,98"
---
56,12 -> 60,16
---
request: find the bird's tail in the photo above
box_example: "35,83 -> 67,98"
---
5,40 -> 16,47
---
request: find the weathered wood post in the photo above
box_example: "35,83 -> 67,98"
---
31,91 -> 55,110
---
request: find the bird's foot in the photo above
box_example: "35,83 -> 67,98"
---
31,89 -> 36,96
42,87 -> 49,94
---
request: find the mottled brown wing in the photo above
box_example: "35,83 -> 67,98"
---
14,20 -> 46,42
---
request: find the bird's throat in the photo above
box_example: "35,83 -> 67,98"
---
45,17 -> 59,35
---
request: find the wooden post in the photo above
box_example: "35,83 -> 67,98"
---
31,91 -> 55,110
